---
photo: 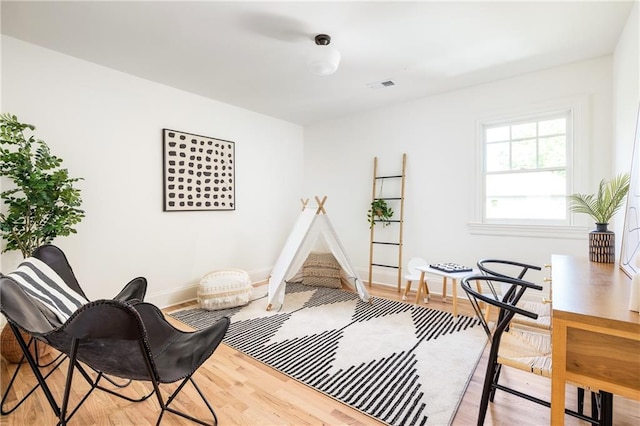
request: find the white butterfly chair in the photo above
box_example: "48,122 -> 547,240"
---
402,257 -> 429,302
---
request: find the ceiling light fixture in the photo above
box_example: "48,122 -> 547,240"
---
307,34 -> 341,76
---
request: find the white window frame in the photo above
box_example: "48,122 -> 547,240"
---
468,97 -> 590,239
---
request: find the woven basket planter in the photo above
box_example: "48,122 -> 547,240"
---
1,324 -> 50,364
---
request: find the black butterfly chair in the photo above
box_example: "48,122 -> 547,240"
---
1,244 -> 148,415
461,274 -> 606,426
0,244 -> 230,425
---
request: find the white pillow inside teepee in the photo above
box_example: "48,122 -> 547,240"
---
301,240 -> 342,289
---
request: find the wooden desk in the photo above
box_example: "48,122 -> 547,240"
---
551,255 -> 640,425
415,265 -> 478,318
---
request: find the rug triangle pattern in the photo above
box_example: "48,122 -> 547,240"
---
171,282 -> 486,425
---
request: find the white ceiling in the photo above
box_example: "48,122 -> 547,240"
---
1,1 -> 634,125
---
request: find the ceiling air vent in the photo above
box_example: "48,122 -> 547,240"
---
366,79 -> 396,89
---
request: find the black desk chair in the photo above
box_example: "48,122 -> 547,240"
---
476,257 -> 606,418
0,244 -> 230,425
476,258 -> 550,328
461,274 -> 607,426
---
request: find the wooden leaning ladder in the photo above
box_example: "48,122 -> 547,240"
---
368,153 -> 406,291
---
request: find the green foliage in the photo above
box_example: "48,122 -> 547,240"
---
568,173 -> 630,225
367,199 -> 394,228
0,113 -> 84,257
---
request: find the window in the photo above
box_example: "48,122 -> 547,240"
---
481,110 -> 572,225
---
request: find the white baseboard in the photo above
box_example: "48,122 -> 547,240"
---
147,283 -> 199,309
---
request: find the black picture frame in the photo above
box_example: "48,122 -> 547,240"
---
162,129 -> 235,211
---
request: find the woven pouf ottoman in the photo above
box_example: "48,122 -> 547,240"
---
197,269 -> 252,311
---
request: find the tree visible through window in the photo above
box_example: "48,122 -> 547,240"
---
483,111 -> 571,223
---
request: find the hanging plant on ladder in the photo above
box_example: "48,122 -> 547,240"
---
368,198 -> 394,228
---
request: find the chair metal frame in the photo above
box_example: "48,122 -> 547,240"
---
1,336 -> 67,415
477,258 -> 542,280
476,258 -> 542,305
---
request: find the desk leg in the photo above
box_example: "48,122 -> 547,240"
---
600,392 -> 613,426
551,319 -> 568,425
441,277 -> 447,302
452,279 -> 458,318
423,275 -> 430,302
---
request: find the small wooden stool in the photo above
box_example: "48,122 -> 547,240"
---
402,257 -> 429,302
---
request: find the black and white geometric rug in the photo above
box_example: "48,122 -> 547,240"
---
170,283 -> 487,426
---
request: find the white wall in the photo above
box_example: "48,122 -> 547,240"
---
613,1 -> 639,239
304,57 -> 614,297
1,36 -> 304,307
3,15 -> 636,307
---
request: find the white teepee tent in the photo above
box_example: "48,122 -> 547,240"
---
267,198 -> 370,310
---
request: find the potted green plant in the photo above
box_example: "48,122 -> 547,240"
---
367,199 -> 394,228
0,113 -> 85,258
568,172 -> 630,263
568,173 -> 630,229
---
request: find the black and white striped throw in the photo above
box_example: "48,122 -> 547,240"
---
8,257 -> 88,323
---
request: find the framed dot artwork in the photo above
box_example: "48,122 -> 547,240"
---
163,129 -> 235,211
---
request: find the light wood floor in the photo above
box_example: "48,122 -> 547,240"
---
1,284 -> 639,425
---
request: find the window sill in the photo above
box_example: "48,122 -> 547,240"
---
467,223 -> 590,239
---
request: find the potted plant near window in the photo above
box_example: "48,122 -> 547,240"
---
367,199 -> 394,228
568,172 -> 630,263
0,113 -> 85,362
